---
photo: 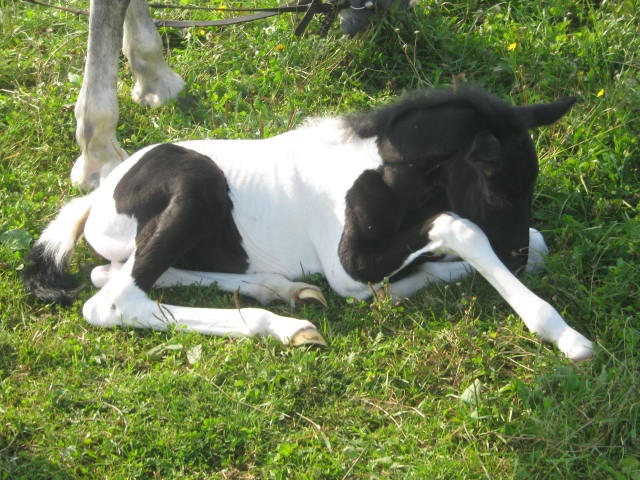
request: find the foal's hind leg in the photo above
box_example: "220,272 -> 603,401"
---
83,259 -> 326,346
123,0 -> 184,107
84,185 -> 325,345
91,263 -> 124,288
154,268 -> 327,307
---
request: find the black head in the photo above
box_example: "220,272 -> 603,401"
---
348,88 -> 577,271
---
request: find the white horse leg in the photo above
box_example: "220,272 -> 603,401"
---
385,227 -> 553,301
387,228 -> 550,300
426,214 -> 593,361
82,260 -> 326,346
72,0 -> 130,190
123,0 -> 185,107
154,268 -> 327,307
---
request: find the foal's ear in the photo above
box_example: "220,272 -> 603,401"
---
515,96 -> 578,129
466,131 -> 502,176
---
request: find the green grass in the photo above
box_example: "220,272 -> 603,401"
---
1,0 -> 639,478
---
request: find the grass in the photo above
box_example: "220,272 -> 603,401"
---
1,0 -> 639,478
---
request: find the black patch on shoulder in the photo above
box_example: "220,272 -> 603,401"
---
114,144 -> 248,286
338,164 -> 452,284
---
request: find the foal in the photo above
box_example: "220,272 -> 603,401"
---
26,87 -> 593,361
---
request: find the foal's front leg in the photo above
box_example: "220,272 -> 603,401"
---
424,214 -> 593,361
342,206 -> 593,360
385,227 -> 552,301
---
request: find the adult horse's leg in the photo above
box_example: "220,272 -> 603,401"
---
123,0 -> 184,107
72,0 -> 130,190
72,0 -> 185,190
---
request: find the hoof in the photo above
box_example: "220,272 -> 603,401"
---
71,153 -> 126,190
293,287 -> 328,308
557,327 -> 594,362
131,71 -> 185,107
71,157 -> 99,190
525,228 -> 549,274
291,327 -> 327,348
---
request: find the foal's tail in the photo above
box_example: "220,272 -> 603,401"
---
23,193 -> 95,305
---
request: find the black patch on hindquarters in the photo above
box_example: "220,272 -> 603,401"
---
114,144 -> 248,291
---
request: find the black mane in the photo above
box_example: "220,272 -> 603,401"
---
345,87 -> 526,139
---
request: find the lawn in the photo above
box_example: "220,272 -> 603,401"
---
1,0 -> 638,478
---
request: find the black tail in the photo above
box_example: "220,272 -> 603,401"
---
23,242 -> 85,305
22,194 -> 93,305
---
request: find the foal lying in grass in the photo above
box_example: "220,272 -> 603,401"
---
25,87 -> 593,361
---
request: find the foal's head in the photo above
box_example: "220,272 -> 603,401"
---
349,88 -> 577,271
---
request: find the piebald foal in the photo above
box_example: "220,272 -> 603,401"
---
25,88 -> 593,361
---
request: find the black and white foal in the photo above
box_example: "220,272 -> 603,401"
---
25,88 -> 593,361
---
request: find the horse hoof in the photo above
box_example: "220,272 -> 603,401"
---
71,152 -> 126,190
557,328 -> 594,362
70,155 -> 99,191
291,327 -> 327,348
294,287 -> 328,308
131,71 -> 185,107
566,342 -> 594,363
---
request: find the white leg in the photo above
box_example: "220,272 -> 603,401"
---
388,228 -> 548,300
72,0 -> 130,190
426,214 -> 593,361
386,261 -> 472,300
154,268 -> 327,307
82,260 -> 326,346
123,0 -> 185,107
91,263 -> 124,288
